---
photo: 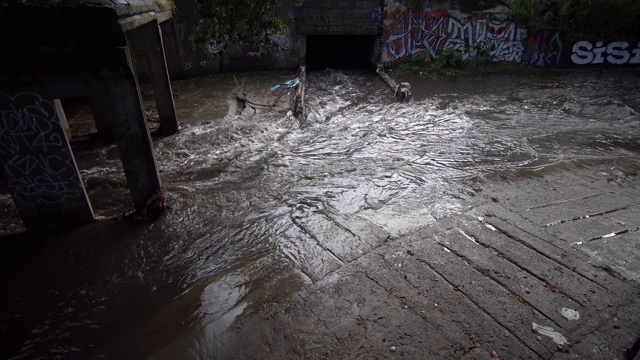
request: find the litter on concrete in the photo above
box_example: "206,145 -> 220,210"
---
532,322 -> 570,347
561,308 -> 580,321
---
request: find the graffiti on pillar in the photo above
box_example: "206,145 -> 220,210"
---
0,93 -> 84,205
527,29 -> 564,67
571,41 -> 640,65
382,10 -> 527,63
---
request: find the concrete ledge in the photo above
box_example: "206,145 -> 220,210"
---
156,9 -> 173,23
118,10 -> 157,31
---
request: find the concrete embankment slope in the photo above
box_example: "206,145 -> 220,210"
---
226,160 -> 640,360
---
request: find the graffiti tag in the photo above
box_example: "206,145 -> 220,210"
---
0,93 -> 84,205
527,30 -> 563,67
265,27 -> 292,53
571,41 -> 640,65
208,26 -> 293,57
384,10 -> 449,59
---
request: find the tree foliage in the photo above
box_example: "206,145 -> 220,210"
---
192,0 -> 302,53
506,0 -> 640,40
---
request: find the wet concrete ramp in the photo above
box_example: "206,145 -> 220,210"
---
226,165 -> 640,359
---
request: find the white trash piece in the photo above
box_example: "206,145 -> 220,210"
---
561,308 -> 580,321
532,322 -> 570,347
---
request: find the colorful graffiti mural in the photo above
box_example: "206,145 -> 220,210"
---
571,41 -> 640,65
527,30 -> 564,67
382,10 -> 527,63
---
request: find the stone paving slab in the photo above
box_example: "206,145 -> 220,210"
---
434,226 -> 586,332
578,232 -> 640,283
223,163 -> 640,359
608,208 -> 640,228
469,205 -> 633,296
279,225 -> 343,282
546,215 -> 630,244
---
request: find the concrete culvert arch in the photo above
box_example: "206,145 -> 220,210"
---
306,35 -> 378,70
295,0 -> 382,70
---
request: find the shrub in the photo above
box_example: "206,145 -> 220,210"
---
506,0 -> 640,41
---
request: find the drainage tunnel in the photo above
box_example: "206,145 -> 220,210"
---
306,35 -> 377,71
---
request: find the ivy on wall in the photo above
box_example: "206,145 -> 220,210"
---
506,0 -> 640,41
192,0 -> 303,54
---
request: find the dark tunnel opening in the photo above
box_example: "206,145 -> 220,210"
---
306,35 -> 377,71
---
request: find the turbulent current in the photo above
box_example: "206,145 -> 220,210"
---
1,68 -> 639,359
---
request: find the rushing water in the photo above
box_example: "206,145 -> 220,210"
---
1,68 -> 640,359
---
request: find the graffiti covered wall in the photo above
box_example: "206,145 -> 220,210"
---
381,8 -> 527,64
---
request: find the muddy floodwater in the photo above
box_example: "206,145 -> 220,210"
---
1,68 -> 640,359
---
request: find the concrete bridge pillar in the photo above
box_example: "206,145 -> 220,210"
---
90,62 -> 163,214
127,19 -> 179,135
0,0 -> 172,232
0,93 -> 95,231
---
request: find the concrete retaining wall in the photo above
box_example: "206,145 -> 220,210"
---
164,0 -> 639,76
296,0 -> 382,35
171,0 -> 302,76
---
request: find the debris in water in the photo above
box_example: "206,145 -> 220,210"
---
394,82 -> 412,102
389,346 -> 397,352
532,322 -> 570,347
490,350 -> 504,359
269,78 -> 299,91
561,308 -> 580,321
114,188 -> 167,222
